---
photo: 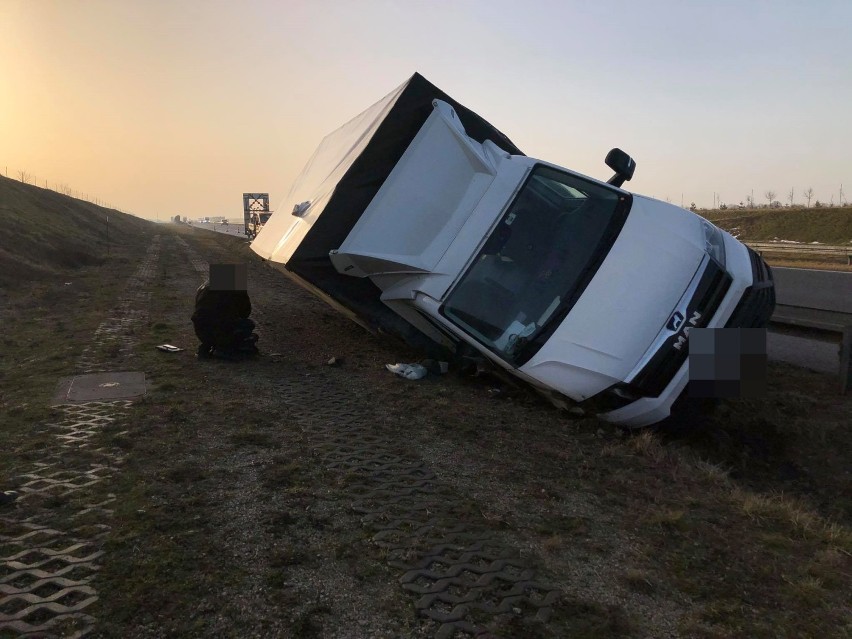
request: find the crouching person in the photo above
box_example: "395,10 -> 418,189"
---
192,264 -> 258,359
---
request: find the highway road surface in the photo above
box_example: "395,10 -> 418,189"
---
769,267 -> 850,375
189,221 -> 247,237
766,332 -> 840,375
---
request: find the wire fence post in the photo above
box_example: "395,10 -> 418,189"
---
841,325 -> 852,394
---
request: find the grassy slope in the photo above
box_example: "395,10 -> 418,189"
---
0,174 -> 155,289
1,182 -> 850,637
697,206 -> 852,244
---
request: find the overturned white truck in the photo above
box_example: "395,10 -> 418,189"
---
252,73 -> 775,427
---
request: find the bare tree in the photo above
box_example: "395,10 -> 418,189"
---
746,194 -> 754,208
804,187 -> 814,208
788,187 -> 794,207
17,170 -> 29,184
765,190 -> 776,207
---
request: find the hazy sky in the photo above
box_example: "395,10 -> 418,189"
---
2,0 -> 850,220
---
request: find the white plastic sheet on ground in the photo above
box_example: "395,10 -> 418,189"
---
385,363 -> 428,380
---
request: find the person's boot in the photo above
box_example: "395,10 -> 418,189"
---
197,343 -> 214,359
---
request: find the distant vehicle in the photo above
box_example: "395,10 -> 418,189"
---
202,217 -> 210,224
252,73 -> 775,427
221,219 -> 229,225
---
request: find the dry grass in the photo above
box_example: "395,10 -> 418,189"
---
697,205 -> 852,245
2,180 -> 851,638
0,174 -> 154,289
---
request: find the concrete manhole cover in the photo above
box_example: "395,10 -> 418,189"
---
53,372 -> 147,403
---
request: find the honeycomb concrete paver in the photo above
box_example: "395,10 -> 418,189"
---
271,373 -> 560,638
7,230 -> 559,638
76,237 -> 161,374
1,236 -> 162,638
173,235 -> 209,281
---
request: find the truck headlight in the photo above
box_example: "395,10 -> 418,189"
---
584,382 -> 647,415
702,221 -> 726,268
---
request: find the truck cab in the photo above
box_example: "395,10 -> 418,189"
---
253,75 -> 774,427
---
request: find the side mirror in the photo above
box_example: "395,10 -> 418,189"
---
605,148 -> 636,188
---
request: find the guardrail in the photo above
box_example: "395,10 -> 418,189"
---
746,241 -> 852,265
770,309 -> 852,393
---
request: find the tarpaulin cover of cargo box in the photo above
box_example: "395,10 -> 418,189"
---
251,73 -> 523,353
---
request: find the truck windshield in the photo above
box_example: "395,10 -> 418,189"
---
441,164 -> 631,366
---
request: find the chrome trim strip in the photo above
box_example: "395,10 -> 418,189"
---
624,254 -> 710,384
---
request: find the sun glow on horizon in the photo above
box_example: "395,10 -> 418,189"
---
2,0 -> 851,219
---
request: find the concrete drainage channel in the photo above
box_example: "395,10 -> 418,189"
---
276,373 -> 560,638
0,236 -> 161,637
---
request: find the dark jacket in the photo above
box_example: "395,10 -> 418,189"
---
191,282 -> 252,346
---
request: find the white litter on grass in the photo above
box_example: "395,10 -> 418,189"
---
385,363 -> 427,380
156,344 -> 184,352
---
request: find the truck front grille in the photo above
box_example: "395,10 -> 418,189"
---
725,248 -> 776,328
626,256 -> 732,397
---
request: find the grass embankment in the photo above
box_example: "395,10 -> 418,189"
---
0,174 -> 153,289
1,180 -> 850,637
696,206 -> 852,270
0,176 -> 156,468
697,206 -> 852,245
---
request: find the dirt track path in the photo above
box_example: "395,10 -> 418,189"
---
1,236 -> 162,637
100,227 -> 852,638
118,227 -> 687,639
5,224 -> 850,639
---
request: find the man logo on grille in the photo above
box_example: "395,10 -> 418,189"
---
667,311 -> 685,332
673,311 -> 703,351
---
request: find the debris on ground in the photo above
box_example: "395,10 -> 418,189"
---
385,363 -> 427,380
156,344 -> 184,352
419,359 -> 449,374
